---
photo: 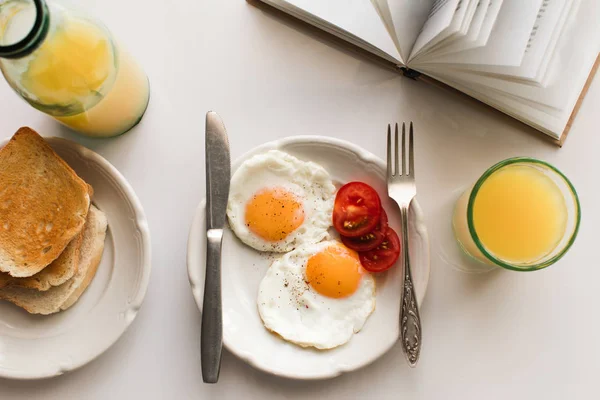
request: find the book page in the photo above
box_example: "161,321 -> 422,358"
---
422,0 -> 491,58
457,0 -> 490,45
262,0 -> 403,64
419,70 -> 567,138
527,0 -> 576,84
456,0 -> 479,35
468,0 -> 504,47
418,1 -> 587,108
419,0 -> 573,82
408,0 -> 461,59
519,0 -> 572,79
413,0 -> 479,61
276,0 -> 403,63
420,0 -> 544,67
371,0 -> 435,62
415,0 -> 600,138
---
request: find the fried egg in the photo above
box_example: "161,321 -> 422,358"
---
257,241 -> 376,349
227,150 -> 336,252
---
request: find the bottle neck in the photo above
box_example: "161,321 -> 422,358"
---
0,0 -> 50,59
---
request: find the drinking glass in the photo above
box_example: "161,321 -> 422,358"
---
452,157 -> 580,272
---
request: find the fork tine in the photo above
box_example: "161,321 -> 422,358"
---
387,124 -> 392,178
409,122 -> 414,177
394,123 -> 399,176
401,123 -> 406,176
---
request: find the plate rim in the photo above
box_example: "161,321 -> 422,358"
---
0,136 -> 152,380
187,135 -> 430,380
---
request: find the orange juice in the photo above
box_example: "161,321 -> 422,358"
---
55,45 -> 150,137
0,1 -> 149,137
20,18 -> 115,107
452,160 -> 576,269
471,165 -> 567,263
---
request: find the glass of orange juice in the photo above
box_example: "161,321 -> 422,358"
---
452,158 -> 580,272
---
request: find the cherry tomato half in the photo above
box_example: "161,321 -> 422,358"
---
333,182 -> 382,238
341,209 -> 388,252
359,227 -> 401,273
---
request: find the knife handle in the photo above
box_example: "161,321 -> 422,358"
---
201,228 -> 224,383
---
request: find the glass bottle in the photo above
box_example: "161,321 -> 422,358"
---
0,0 -> 150,137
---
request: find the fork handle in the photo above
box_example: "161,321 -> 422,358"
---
399,204 -> 422,367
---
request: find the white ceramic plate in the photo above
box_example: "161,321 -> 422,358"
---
0,137 -> 151,380
187,136 -> 430,379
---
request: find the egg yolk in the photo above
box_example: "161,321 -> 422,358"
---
245,188 -> 305,242
305,244 -> 364,298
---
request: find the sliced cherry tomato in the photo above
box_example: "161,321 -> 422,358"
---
341,209 -> 388,252
359,227 -> 401,273
333,182 -> 382,238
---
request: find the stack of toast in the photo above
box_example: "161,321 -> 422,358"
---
0,127 -> 107,315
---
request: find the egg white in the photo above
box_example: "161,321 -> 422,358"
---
227,150 -> 336,252
257,240 -> 376,349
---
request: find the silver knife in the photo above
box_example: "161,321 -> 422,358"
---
202,111 -> 231,384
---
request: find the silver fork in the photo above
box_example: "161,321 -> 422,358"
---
387,122 -> 422,367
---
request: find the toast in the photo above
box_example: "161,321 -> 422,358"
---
0,231 -> 83,291
0,127 -> 91,277
0,205 -> 108,315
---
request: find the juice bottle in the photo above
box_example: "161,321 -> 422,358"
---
0,0 -> 149,137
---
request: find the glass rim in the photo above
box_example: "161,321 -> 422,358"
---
0,0 -> 50,59
466,157 -> 581,272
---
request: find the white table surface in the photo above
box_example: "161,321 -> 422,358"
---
1,1 -> 599,399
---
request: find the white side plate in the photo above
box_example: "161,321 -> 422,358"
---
0,137 -> 151,380
188,136 -> 430,380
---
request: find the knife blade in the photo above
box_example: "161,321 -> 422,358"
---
202,111 -> 230,384
205,111 -> 231,230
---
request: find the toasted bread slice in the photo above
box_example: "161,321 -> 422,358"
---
0,231 -> 83,291
0,127 -> 91,278
0,206 -> 107,315
0,272 -> 11,289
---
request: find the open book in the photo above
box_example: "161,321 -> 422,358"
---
251,0 -> 600,145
